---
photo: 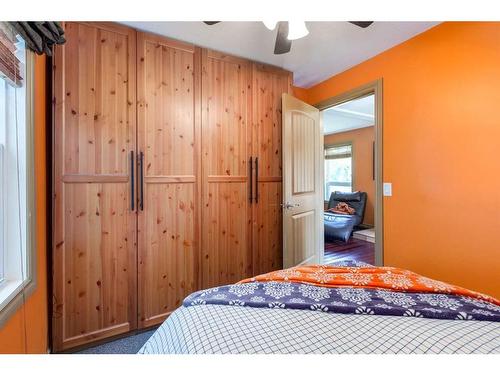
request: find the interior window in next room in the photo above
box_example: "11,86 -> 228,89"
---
324,143 -> 353,198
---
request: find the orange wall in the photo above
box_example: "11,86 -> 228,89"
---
325,126 -> 375,225
292,86 -> 309,102
299,22 -> 500,298
0,55 -> 48,353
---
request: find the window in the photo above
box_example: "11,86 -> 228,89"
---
324,143 -> 353,200
0,24 -> 35,323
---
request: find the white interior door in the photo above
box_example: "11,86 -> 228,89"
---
282,93 -> 323,268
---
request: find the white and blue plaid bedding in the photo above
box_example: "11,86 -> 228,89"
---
139,305 -> 500,354
139,261 -> 500,354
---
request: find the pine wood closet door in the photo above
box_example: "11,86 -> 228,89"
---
137,33 -> 200,328
201,50 -> 253,288
251,64 -> 292,275
52,22 -> 137,351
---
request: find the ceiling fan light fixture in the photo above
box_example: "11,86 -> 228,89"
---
263,21 -> 278,30
287,21 -> 309,40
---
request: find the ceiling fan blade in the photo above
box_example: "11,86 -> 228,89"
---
349,21 -> 374,28
203,21 -> 221,25
274,21 -> 292,55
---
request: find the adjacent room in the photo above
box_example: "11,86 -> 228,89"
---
322,93 -> 377,265
0,6 -> 499,361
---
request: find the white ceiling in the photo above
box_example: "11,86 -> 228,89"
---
122,21 -> 439,87
323,94 -> 374,135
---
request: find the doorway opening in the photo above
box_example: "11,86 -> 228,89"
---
316,80 -> 383,266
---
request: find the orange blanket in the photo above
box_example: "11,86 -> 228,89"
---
328,202 -> 355,215
239,264 -> 500,306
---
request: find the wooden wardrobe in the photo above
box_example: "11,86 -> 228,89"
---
52,22 -> 291,351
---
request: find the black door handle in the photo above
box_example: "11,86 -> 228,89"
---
249,156 -> 253,203
130,150 -> 135,211
138,151 -> 144,211
255,157 -> 259,204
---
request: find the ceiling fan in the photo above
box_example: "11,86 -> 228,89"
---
203,21 -> 374,55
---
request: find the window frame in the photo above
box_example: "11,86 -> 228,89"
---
0,143 -> 4,283
0,48 -> 36,327
324,141 -> 354,203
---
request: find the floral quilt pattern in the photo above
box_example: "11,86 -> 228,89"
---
184,262 -> 500,322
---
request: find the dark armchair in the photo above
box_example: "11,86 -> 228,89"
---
324,191 -> 367,242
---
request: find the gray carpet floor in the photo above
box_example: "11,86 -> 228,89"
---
76,329 -> 155,354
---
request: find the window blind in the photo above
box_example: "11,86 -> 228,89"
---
325,144 -> 352,160
0,24 -> 22,88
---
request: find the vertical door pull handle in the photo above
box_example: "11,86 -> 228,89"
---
249,157 -> 253,203
130,151 -> 135,211
139,151 -> 144,211
255,157 -> 259,204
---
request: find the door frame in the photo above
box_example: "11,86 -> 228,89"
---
314,79 -> 384,266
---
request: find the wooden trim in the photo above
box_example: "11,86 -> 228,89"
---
141,312 -> 172,328
60,325 -> 158,353
207,175 -> 248,183
314,79 -> 384,266
51,22 -> 63,352
126,20 -> 139,337
144,175 -> 196,184
200,47 -> 208,287
257,176 -> 282,183
193,46 -> 203,292
254,62 -> 292,76
206,49 -> 252,65
374,80 -> 384,267
61,322 -> 130,350
78,22 -> 135,37
62,174 -> 129,183
136,30 -> 195,53
315,80 -> 379,111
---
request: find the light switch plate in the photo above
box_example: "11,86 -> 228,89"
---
383,182 -> 392,197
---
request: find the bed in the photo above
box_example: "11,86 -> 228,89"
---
139,261 -> 500,354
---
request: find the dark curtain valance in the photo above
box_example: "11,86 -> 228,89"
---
8,21 -> 65,56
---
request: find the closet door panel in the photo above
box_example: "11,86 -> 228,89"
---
53,22 -> 137,351
61,183 -> 134,344
252,65 -> 291,275
204,182 -> 249,286
253,181 -> 283,274
139,183 -> 196,327
137,33 -> 200,328
201,51 -> 252,288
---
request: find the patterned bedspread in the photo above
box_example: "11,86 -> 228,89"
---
183,281 -> 500,322
139,261 -> 500,354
